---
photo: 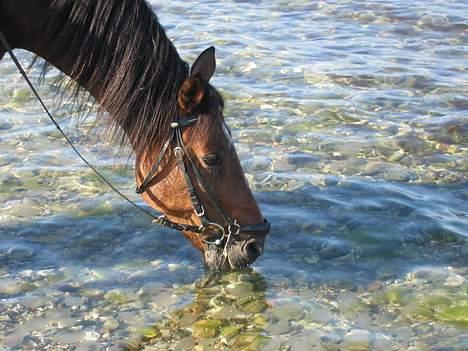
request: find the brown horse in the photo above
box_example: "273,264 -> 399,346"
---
0,0 -> 270,271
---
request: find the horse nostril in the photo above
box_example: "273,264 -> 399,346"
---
243,239 -> 263,262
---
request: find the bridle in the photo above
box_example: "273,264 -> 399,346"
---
136,114 -> 271,249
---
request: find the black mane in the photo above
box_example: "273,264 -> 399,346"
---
41,0 -> 190,156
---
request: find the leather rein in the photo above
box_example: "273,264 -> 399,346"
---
0,31 -> 270,248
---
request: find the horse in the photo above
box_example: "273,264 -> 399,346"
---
0,0 -> 270,271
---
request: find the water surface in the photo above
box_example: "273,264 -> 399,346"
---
0,0 -> 467,350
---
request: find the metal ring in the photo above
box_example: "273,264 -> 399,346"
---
202,222 -> 226,237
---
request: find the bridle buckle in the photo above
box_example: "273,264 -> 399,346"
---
195,205 -> 205,217
174,146 -> 183,160
228,219 -> 240,236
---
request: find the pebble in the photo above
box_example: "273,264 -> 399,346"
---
191,319 -> 223,338
240,300 -> 268,313
0,278 -> 23,295
174,336 -> 196,351
104,289 -> 136,305
309,303 -> 334,324
272,303 -> 305,321
75,342 -> 105,351
0,246 -> 35,262
392,326 -> 414,341
220,325 -> 241,341
103,318 -> 119,331
290,339 -> 320,351
444,273 -> 465,287
52,330 -> 87,344
342,329 -> 371,350
64,295 -> 84,307
247,156 -> 271,171
272,156 -> 297,172
9,199 -> 43,218
209,305 -> 244,320
266,320 -> 292,335
224,282 -> 255,299
48,308 -> 76,328
321,332 -> 342,345
319,241 -> 350,260
373,334 -> 392,350
388,149 -> 406,162
287,151 -> 321,167
410,267 -> 448,284
138,282 -> 167,296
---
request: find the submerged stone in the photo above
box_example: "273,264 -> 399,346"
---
81,288 -> 104,298
174,336 -> 196,351
221,325 -> 242,341
384,287 -> 409,305
104,289 -> 132,304
272,303 -> 304,321
141,326 -> 161,340
342,329 -> 371,350
266,319 -> 292,335
191,319 -> 223,338
210,305 -> 244,320
225,282 -> 255,299
240,300 -> 268,314
1,246 -> 35,262
437,303 -> 468,328
231,334 -> 270,350
103,317 -> 120,331
0,278 -> 23,295
10,199 -> 43,218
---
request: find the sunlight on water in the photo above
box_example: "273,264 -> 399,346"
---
0,0 -> 467,350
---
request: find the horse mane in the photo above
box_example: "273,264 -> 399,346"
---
40,0 -> 194,157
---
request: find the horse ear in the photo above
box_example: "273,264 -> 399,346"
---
178,74 -> 205,113
190,46 -> 216,82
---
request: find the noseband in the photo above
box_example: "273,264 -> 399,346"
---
136,115 -> 270,248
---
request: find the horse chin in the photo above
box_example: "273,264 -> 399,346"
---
204,244 -> 251,271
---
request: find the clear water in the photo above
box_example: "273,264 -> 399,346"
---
1,1 -> 467,350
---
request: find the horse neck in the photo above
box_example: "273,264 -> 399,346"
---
2,1 -> 92,92
1,0 -> 188,154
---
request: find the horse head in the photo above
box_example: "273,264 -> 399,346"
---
137,47 -> 269,270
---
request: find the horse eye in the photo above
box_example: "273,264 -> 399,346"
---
202,153 -> 222,167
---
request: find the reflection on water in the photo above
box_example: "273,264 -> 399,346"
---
1,0 -> 467,350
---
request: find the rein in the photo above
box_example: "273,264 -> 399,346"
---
0,32 -> 270,248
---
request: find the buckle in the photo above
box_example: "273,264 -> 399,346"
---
152,215 -> 166,225
174,147 -> 184,160
228,219 -> 240,236
194,205 -> 205,217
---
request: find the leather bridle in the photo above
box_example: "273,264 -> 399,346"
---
136,114 -> 270,248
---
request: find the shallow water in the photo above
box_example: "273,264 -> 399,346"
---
1,0 -> 467,350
